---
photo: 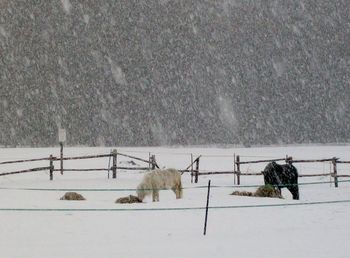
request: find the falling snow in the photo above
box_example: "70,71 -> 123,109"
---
60,0 -> 72,14
0,1 -> 349,147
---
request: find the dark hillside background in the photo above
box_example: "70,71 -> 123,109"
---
0,1 -> 349,147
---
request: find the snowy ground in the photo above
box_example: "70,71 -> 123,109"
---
0,145 -> 349,258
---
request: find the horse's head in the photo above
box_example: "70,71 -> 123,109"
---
262,161 -> 281,184
136,185 -> 147,201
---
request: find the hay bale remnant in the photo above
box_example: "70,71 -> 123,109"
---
115,195 -> 143,204
60,192 -> 86,201
231,185 -> 282,199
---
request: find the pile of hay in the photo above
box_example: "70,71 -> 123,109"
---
60,192 -> 86,201
115,195 -> 143,204
231,185 -> 282,199
254,184 -> 282,198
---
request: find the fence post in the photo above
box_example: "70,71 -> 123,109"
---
236,155 -> 241,185
60,142 -> 64,175
112,149 -> 117,179
107,149 -> 112,179
148,152 -> 151,169
191,153 -> 194,183
151,155 -> 157,170
49,155 -> 54,181
195,156 -> 200,183
332,157 -> 338,188
233,153 -> 236,185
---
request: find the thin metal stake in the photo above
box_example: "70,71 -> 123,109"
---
203,179 -> 211,235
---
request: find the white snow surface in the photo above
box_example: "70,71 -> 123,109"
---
0,145 -> 349,258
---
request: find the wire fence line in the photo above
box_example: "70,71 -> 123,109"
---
0,199 -> 350,212
1,179 -> 349,192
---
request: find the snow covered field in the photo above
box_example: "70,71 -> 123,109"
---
0,145 -> 349,258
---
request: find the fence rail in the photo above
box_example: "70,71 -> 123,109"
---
53,166 -> 150,172
53,154 -> 111,161
291,158 -> 338,163
337,161 -> 350,164
237,158 -> 286,165
0,166 -> 51,176
0,157 -> 51,165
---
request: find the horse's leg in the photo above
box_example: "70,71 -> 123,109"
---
171,187 -> 177,197
178,187 -> 183,199
277,187 -> 282,197
152,190 -> 156,202
178,181 -> 183,198
175,189 -> 182,199
293,178 -> 300,200
152,190 -> 159,202
288,186 -> 299,200
172,186 -> 181,199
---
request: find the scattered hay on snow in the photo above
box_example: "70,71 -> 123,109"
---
60,192 -> 86,201
115,195 -> 143,204
231,191 -> 254,197
231,185 -> 282,199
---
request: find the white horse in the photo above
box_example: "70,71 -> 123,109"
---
136,168 -> 183,202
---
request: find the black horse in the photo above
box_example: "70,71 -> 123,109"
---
262,161 -> 299,200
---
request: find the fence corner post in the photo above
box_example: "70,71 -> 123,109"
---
112,149 -> 117,179
332,157 -> 338,188
49,155 -> 54,181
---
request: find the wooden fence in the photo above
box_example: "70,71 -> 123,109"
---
0,150 -> 349,188
0,150 -> 159,180
234,155 -> 350,188
0,156 -> 53,179
179,154 -> 350,187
